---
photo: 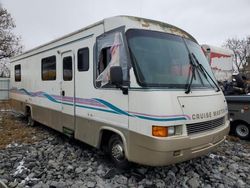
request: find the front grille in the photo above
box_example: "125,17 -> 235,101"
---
187,117 -> 225,135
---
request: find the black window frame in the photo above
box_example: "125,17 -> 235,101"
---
14,64 -> 21,82
41,55 -> 57,81
63,56 -> 73,81
77,47 -> 89,72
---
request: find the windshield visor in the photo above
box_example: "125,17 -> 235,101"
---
126,29 -> 217,89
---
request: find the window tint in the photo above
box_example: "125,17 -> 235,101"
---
41,56 -> 56,80
78,48 -> 89,71
15,64 -> 21,82
63,56 -> 72,81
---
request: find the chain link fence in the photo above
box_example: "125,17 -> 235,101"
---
0,78 -> 10,111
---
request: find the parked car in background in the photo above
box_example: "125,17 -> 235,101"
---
202,45 -> 250,139
225,95 -> 250,140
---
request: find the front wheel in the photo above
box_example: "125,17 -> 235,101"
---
108,135 -> 129,168
234,123 -> 250,140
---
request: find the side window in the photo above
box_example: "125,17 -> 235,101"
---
77,48 -> 89,71
63,56 -> 72,81
96,31 -> 129,88
15,64 -> 21,82
98,47 -> 111,75
41,56 -> 56,80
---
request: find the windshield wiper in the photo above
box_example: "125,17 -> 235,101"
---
191,53 -> 220,92
185,54 -> 197,94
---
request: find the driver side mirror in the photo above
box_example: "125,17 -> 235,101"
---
110,66 -> 123,86
110,66 -> 128,95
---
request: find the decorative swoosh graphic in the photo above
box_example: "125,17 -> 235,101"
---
10,88 -> 190,121
93,98 -> 131,116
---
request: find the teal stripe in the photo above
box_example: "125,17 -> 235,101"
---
40,95 -> 119,114
134,115 -> 186,122
93,98 -> 131,116
12,88 -> 188,122
19,88 -> 33,96
44,93 -> 59,103
75,104 -> 119,114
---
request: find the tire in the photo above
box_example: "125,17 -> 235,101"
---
108,134 -> 129,168
234,122 -> 250,140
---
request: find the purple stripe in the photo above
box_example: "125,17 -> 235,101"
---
11,89 -> 190,120
53,96 -> 107,108
129,111 -> 191,120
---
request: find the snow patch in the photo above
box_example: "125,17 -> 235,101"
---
20,176 -> 39,185
209,154 -> 216,159
13,158 -> 29,176
209,153 -> 225,159
6,143 -> 19,148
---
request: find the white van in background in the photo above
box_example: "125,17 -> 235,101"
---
202,44 -> 234,83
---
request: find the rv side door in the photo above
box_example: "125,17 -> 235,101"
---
61,51 -> 75,137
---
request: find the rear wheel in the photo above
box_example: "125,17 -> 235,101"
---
25,107 -> 35,127
27,114 -> 35,126
108,134 -> 129,168
234,122 -> 250,140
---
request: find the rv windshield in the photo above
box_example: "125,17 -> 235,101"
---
126,29 -> 217,89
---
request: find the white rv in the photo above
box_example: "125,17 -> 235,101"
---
10,16 -> 229,167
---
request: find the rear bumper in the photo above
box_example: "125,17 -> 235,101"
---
127,120 -> 230,166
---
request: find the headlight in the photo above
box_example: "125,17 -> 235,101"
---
152,125 -> 182,137
168,127 -> 175,136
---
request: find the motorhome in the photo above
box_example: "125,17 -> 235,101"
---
10,16 -> 229,167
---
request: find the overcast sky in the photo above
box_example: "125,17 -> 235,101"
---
1,0 -> 250,51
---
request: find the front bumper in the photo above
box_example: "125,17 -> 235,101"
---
127,120 -> 230,166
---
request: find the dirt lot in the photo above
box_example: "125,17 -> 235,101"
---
0,104 -> 250,188
0,112 -> 46,150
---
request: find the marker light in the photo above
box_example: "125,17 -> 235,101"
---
152,126 -> 168,137
152,126 -> 182,137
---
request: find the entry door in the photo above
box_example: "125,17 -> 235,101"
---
61,51 -> 75,134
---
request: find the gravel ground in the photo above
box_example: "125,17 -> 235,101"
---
0,111 -> 250,188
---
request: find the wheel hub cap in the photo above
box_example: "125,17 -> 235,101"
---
236,124 -> 249,137
112,144 -> 124,161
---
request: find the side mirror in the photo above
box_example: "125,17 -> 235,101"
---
110,66 -> 128,95
110,66 -> 123,86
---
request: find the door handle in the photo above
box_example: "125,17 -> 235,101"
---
61,90 -> 65,96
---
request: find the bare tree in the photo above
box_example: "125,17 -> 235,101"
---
0,5 -> 23,77
223,36 -> 250,73
0,59 -> 10,77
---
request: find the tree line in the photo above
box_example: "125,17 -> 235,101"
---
223,36 -> 250,74
0,5 -> 22,77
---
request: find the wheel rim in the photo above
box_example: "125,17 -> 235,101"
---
236,124 -> 249,137
111,143 -> 124,161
